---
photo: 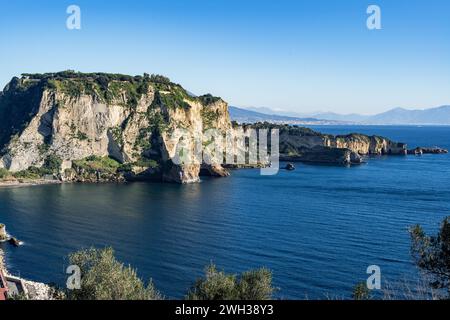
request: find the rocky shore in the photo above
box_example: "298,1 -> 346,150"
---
407,147 -> 449,155
0,179 -> 62,188
1,247 -> 52,300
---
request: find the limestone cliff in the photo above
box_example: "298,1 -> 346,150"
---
324,133 -> 407,155
245,123 -> 407,165
0,72 -> 230,183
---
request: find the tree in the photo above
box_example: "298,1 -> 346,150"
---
0,168 -> 10,179
186,263 -> 274,300
43,154 -> 62,173
410,217 -> 450,298
67,247 -> 162,300
150,74 -> 171,84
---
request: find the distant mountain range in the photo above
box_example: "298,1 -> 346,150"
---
230,105 -> 450,125
228,106 -> 349,125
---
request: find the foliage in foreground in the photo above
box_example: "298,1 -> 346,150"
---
410,217 -> 450,299
352,282 -> 371,300
63,249 -> 274,301
14,217 -> 450,301
0,168 -> 11,179
67,247 -> 162,300
186,263 -> 275,300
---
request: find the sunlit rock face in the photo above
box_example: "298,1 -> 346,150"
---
0,72 -> 233,183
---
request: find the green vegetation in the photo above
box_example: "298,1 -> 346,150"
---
43,155 -> 62,173
410,216 -> 450,298
134,127 -> 152,151
110,126 -> 124,147
18,71 -> 211,111
73,156 -> 121,174
11,154 -> 62,179
117,163 -> 133,172
201,108 -> 220,129
198,94 -> 221,105
155,87 -> 192,110
106,80 -> 149,108
147,111 -> 168,134
22,71 -> 184,110
37,143 -> 50,155
133,158 -> 159,169
350,216 -> 450,300
186,263 -> 275,300
244,122 -> 321,137
352,282 -> 371,300
13,166 -> 48,179
66,247 -> 162,300
23,71 -> 154,83
0,168 -> 11,179
16,247 -> 273,301
75,131 -> 89,141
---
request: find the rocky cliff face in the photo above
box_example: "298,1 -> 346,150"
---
245,123 -> 407,165
0,72 -> 231,183
324,133 -> 407,155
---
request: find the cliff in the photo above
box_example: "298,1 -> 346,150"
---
0,72 -> 230,183
245,123 -> 407,165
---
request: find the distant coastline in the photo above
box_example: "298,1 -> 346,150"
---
230,105 -> 450,126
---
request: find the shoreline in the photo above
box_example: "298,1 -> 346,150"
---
0,247 -> 52,300
0,179 -> 62,189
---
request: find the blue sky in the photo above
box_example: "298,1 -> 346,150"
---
0,0 -> 449,114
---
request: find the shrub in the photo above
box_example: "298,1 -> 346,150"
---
13,166 -> 47,179
186,263 -> 274,300
198,94 -> 221,105
43,155 -> 62,173
66,247 -> 162,300
0,168 -> 11,179
73,156 -> 121,173
352,282 -> 371,300
133,158 -> 159,169
410,217 -> 450,298
238,268 -> 275,300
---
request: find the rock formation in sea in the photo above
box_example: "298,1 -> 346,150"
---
243,123 -> 408,165
407,147 -> 448,155
0,71 -> 427,183
0,224 -> 7,241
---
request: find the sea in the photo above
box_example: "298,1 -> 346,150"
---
1,125 -> 449,299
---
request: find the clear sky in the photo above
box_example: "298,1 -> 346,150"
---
0,0 -> 449,114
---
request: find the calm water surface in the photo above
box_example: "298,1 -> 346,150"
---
1,125 -> 450,299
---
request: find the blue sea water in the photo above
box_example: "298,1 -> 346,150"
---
1,125 -> 449,299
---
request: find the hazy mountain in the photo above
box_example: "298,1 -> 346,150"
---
236,105 -> 450,125
366,106 -> 450,124
308,112 -> 370,123
243,107 -> 370,122
242,106 -> 305,118
228,106 -> 348,125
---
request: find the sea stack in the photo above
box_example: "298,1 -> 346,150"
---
285,163 -> 295,171
0,224 -> 7,241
